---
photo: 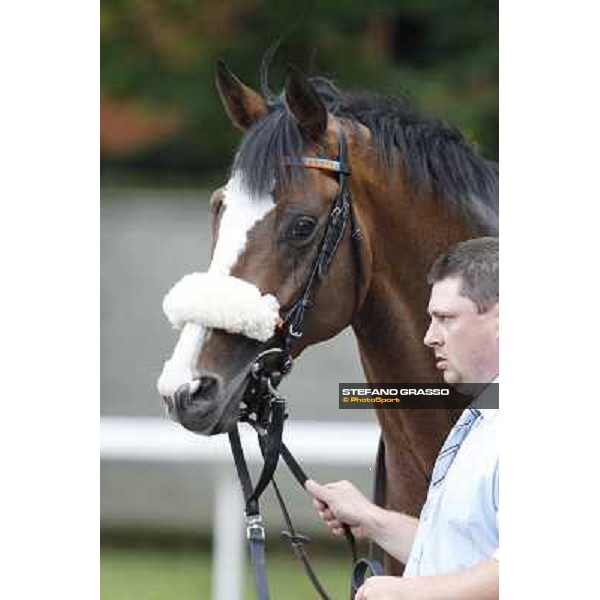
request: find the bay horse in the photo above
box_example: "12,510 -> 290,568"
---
157,62 -> 498,572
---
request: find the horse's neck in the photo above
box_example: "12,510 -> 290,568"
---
351,182 -> 481,383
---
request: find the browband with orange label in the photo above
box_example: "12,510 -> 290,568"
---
284,156 -> 351,175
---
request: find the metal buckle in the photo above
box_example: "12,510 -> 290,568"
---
288,324 -> 303,339
246,514 -> 266,541
251,348 -> 284,379
281,530 -> 311,547
280,354 -> 293,376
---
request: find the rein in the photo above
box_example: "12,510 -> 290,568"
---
227,132 -> 383,600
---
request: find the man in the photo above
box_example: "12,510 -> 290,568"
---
306,237 -> 499,599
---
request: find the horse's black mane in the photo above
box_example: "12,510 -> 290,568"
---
233,77 -> 498,233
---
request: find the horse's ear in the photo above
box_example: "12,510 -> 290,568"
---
215,60 -> 268,131
284,65 -> 327,143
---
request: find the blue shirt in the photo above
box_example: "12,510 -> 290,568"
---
404,408 -> 499,576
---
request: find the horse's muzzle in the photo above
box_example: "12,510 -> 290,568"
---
167,374 -> 223,434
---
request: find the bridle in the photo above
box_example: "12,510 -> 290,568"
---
280,131 -> 359,346
227,130 -> 383,600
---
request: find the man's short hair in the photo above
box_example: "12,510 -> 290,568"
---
427,237 -> 499,313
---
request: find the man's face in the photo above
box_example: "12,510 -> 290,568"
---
424,276 -> 499,385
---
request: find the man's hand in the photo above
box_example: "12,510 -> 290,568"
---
304,479 -> 374,539
356,558 -> 499,600
355,576 -> 423,600
305,478 -> 420,563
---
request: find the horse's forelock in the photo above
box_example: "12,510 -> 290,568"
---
233,104 -> 309,199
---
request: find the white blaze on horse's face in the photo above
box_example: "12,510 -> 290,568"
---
209,172 -> 276,275
157,322 -> 205,400
157,172 -> 275,401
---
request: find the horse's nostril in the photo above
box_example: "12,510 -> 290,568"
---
196,374 -> 220,399
174,383 -> 193,410
173,375 -> 222,429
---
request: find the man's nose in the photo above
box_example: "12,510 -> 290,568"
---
424,321 -> 441,347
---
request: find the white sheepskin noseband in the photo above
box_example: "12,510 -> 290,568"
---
163,272 -> 280,342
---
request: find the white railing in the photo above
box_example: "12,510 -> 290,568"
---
100,417 -> 380,600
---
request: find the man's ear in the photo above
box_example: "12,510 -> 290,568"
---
216,60 -> 268,131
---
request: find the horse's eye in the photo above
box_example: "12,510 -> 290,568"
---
288,216 -> 317,241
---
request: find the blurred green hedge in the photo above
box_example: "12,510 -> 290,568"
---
101,0 -> 497,177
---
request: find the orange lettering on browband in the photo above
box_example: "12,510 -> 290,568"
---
283,156 -> 350,175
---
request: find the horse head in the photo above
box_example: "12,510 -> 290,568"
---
157,63 -> 372,434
